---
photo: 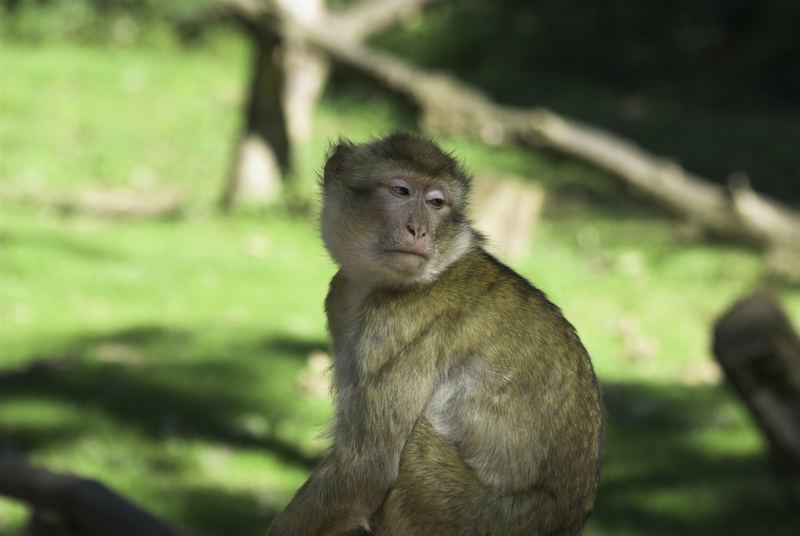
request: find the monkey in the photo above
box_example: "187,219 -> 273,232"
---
266,133 -> 603,536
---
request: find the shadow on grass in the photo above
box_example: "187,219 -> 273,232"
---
0,325 -> 329,533
261,335 -> 328,359
0,423 -> 83,453
0,326 -> 323,470
590,382 -> 798,536
169,486 -> 279,536
0,228 -> 122,261
2,328 -> 798,535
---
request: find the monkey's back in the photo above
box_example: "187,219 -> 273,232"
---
363,247 -> 603,535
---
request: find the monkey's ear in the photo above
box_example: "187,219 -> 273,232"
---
323,138 -> 356,184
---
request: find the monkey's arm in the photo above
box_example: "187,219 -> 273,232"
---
265,455 -> 355,536
267,360 -> 438,536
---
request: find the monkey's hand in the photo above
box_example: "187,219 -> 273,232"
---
265,455 -> 379,536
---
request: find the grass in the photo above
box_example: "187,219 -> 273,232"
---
1,39 -> 800,535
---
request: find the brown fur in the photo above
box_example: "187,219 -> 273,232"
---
266,133 -> 603,536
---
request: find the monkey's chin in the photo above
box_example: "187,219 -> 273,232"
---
385,251 -> 428,276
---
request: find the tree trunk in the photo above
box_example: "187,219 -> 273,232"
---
220,29 -> 290,210
283,40 -> 329,146
216,0 -> 433,210
280,0 -> 329,147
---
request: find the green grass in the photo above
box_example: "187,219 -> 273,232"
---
2,40 -> 800,535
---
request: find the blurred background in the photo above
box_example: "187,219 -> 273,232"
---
1,1 -> 799,535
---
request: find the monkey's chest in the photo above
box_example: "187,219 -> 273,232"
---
355,317 -> 442,376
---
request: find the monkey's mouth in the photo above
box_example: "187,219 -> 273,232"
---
385,248 -> 429,260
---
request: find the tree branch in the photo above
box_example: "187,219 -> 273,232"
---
216,0 -> 433,40
332,0 -> 434,39
268,8 -> 800,267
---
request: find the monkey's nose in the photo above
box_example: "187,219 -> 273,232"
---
407,224 -> 427,238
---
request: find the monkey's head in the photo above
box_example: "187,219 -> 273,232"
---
321,133 -> 475,288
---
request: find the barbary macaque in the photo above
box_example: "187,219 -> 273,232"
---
267,133 -> 603,536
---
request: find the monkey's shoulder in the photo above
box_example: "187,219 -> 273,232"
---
452,248 -> 566,313
447,249 -> 588,352
325,250 -> 586,356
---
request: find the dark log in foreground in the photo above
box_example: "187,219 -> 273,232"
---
0,457 -> 184,536
713,294 -> 800,478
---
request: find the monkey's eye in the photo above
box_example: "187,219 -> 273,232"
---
390,184 -> 411,197
426,190 -> 446,209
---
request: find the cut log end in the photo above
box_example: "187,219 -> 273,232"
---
472,175 -> 545,262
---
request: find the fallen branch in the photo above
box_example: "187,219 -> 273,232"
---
238,1 -> 800,270
328,0 -> 434,39
215,0 -> 433,36
729,174 -> 800,248
0,187 -> 184,219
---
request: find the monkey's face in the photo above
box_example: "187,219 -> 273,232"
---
321,136 -> 473,288
322,171 -> 471,288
